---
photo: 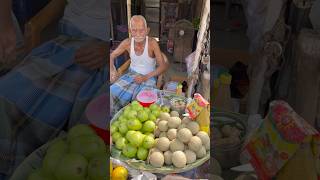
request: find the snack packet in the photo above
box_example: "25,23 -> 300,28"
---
242,100 -> 320,180
186,93 -> 209,119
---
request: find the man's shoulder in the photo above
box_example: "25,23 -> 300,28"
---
148,37 -> 159,47
120,38 -> 131,47
123,38 -> 131,44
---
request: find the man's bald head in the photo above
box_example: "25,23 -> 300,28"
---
129,15 -> 149,42
130,15 -> 147,29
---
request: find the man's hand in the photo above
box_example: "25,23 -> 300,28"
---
0,23 -> 16,62
75,42 -> 107,70
134,75 -> 148,84
110,67 -> 119,83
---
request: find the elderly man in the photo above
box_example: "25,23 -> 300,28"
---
0,0 -> 108,178
110,15 -> 168,113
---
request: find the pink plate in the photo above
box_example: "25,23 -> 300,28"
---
136,89 -> 158,107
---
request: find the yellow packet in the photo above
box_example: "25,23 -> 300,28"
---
187,100 -> 203,119
196,105 -> 210,135
186,93 -> 209,119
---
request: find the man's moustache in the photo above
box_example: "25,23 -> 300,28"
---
134,37 -> 145,40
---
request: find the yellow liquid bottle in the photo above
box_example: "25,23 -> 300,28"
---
196,105 -> 210,135
176,83 -> 183,96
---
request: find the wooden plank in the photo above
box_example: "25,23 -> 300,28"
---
127,0 -> 131,37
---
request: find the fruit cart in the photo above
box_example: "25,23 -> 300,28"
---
110,89 -> 211,179
109,0 -> 211,177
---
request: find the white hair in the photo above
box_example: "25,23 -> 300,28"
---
130,15 -> 147,29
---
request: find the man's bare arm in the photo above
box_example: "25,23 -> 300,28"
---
110,39 -> 130,71
145,39 -> 168,79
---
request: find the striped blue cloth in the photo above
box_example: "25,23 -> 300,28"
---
0,37 -> 106,128
110,69 -> 156,114
0,20 -> 107,178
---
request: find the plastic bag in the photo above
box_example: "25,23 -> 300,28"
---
132,172 -> 157,180
161,175 -> 193,180
164,81 -> 179,92
246,114 -> 263,135
185,52 -> 195,76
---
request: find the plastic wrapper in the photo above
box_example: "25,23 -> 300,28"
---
276,142 -> 317,180
186,93 -> 209,119
160,174 -> 193,180
132,172 -> 157,180
185,52 -> 195,76
246,114 -> 263,137
242,100 -> 320,180
164,81 -> 179,92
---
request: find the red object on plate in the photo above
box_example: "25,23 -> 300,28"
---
90,124 -> 110,144
136,90 -> 158,107
139,101 -> 155,107
85,94 -> 108,144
